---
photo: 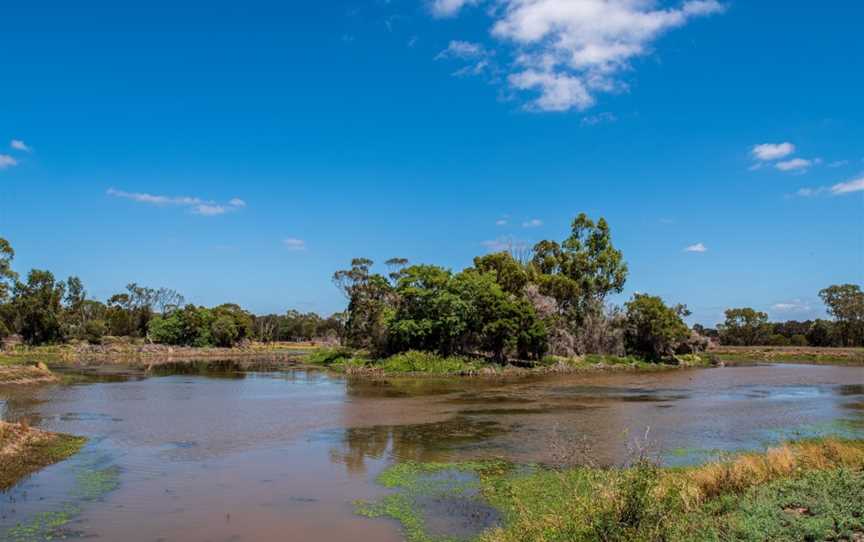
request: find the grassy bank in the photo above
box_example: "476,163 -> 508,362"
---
305,348 -> 708,377
360,438 -> 864,542
706,346 -> 864,366
0,362 -> 58,385
1,340 -> 315,363
0,421 -> 86,491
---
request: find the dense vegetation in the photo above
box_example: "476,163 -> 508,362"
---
0,237 -> 341,348
696,286 -> 864,348
2,222 -> 861,355
334,214 -> 702,363
361,439 -> 864,542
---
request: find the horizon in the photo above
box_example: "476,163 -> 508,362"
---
2,1 -> 862,326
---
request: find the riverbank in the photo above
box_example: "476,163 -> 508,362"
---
305,348 -> 711,377
707,345 -> 864,365
0,421 -> 86,491
360,438 -> 864,542
0,363 -> 58,385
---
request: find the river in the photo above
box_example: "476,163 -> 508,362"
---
1,363 -> 862,541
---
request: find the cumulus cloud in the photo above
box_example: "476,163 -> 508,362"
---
491,0 -> 724,111
751,142 -> 795,161
10,140 -> 31,152
0,155 -> 18,170
684,242 -> 707,253
107,188 -> 246,216
430,0 -> 479,17
283,238 -> 307,251
430,0 -> 724,111
522,218 -> 543,228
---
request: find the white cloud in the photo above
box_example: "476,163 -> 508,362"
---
684,242 -> 707,253
0,155 -> 18,169
496,218 -> 508,226
522,218 -> 543,228
283,238 -> 307,251
192,204 -> 228,216
794,175 -> 864,197
775,157 -> 817,172
430,0 -> 479,17
429,0 -> 724,111
10,140 -> 31,152
437,40 -> 486,59
751,142 -> 795,161
107,188 -> 245,216
831,176 -> 864,195
828,160 -> 850,168
488,0 -> 725,111
771,300 -> 810,313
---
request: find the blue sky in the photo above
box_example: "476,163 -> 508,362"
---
1,0 -> 862,325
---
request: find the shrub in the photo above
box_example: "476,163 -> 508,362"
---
83,319 -> 107,345
210,315 -> 239,347
790,334 -> 808,346
623,294 -> 690,361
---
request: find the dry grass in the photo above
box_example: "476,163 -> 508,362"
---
0,363 -> 58,385
680,438 -> 864,502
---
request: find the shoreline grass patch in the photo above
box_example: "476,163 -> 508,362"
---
0,421 -> 86,491
360,439 -> 864,542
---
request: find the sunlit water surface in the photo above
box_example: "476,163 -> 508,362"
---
1,363 -> 862,541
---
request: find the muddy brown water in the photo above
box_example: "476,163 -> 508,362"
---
1,363 -> 862,541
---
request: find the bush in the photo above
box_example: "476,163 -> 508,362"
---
83,319 -> 107,345
790,334 -> 808,346
210,315 -> 238,347
768,333 -> 791,346
623,294 -> 690,361
147,314 -> 183,345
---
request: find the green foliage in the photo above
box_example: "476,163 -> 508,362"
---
819,284 -> 864,346
472,252 -> 528,295
0,237 -> 18,302
12,269 -> 66,345
718,307 -> 771,346
83,319 -> 107,345
379,351 -> 484,374
530,213 -> 627,317
146,304 -> 252,348
623,294 -> 690,361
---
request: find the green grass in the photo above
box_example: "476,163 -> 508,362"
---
358,439 -> 864,542
0,423 -> 87,491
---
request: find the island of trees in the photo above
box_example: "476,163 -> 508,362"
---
1,215 -> 862,364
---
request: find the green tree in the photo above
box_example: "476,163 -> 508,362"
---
333,258 -> 394,351
529,213 -> 627,318
624,294 -> 690,361
0,237 -> 18,302
211,315 -> 239,347
819,284 -> 864,346
718,308 -> 770,346
12,270 -> 66,345
472,252 -> 528,296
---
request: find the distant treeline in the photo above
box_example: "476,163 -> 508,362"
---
2,228 -> 861,356
0,237 -> 342,348
697,291 -> 864,348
